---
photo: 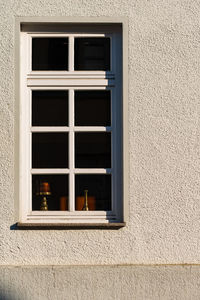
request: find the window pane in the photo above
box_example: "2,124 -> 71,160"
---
75,38 -> 110,70
32,38 -> 68,70
75,132 -> 111,168
75,90 -> 111,126
75,175 -> 111,211
32,133 -> 68,168
32,91 -> 68,126
32,175 -> 68,211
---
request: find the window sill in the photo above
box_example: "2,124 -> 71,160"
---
16,222 -> 126,230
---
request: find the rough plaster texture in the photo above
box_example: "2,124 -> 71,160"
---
1,265 -> 200,300
1,0 -> 200,268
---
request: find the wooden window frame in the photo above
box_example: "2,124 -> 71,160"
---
15,18 -> 128,228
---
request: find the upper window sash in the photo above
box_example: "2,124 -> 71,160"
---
22,33 -> 117,74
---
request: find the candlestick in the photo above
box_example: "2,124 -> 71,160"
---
82,190 -> 89,211
39,181 -> 51,211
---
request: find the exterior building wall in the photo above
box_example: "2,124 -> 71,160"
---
1,265 -> 200,300
1,0 -> 200,298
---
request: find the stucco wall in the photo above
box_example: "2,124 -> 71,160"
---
1,0 -> 200,269
1,265 -> 200,300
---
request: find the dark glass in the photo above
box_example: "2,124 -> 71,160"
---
75,38 -> 110,70
75,90 -> 111,126
32,133 -> 68,168
32,91 -> 68,126
75,132 -> 111,168
75,175 -> 111,211
32,38 -> 68,70
32,175 -> 68,210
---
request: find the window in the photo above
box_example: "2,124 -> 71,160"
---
16,19 -> 127,227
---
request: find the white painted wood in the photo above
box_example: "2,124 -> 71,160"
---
30,86 -> 108,90
20,33 -> 31,222
69,89 -> 75,212
74,126 -> 112,132
29,211 -> 113,216
25,219 -> 112,224
27,78 -> 115,87
19,28 -> 122,224
74,169 -> 112,174
28,33 -> 108,37
28,89 -> 32,213
31,127 -> 69,132
28,71 -> 115,78
68,36 -> 74,71
31,168 -> 110,174
31,169 -> 69,174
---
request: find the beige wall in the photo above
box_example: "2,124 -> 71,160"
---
1,0 -> 200,298
1,265 -> 200,300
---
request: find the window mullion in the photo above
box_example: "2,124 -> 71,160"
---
69,36 -> 74,72
69,89 -> 75,211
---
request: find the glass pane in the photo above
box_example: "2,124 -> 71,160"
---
32,91 -> 68,126
75,132 -> 111,168
75,38 -> 110,70
75,90 -> 111,126
32,133 -> 68,168
32,38 -> 68,70
75,175 -> 111,211
32,175 -> 68,211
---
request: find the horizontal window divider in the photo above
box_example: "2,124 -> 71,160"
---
28,33 -> 110,38
25,220 -> 118,225
74,126 -> 112,132
30,86 -> 109,90
31,126 -> 69,132
29,211 -> 114,216
31,169 -> 69,174
28,71 -> 115,79
27,78 -> 115,87
74,168 -> 112,174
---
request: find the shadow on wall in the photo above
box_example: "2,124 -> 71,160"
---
0,287 -> 20,300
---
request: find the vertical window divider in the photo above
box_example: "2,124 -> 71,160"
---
68,36 -> 74,72
69,89 -> 75,211
29,88 -> 32,213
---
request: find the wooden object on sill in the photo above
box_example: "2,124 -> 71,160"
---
60,196 -> 68,211
76,196 -> 96,211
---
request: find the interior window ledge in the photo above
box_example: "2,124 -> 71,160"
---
16,222 -> 126,230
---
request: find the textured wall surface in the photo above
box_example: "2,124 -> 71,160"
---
1,0 -> 200,268
1,265 -> 200,300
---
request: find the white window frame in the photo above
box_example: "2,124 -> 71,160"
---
15,18 -> 128,227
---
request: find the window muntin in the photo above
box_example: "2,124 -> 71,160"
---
20,27 -> 122,224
